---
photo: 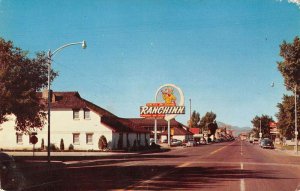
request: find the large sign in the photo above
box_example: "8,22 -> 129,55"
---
140,84 -> 185,120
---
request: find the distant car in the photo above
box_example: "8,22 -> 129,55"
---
162,139 -> 168,143
253,138 -> 259,144
199,138 -> 207,145
186,140 -> 196,147
260,138 -> 271,147
261,139 -> 274,149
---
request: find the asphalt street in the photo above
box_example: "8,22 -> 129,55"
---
9,140 -> 300,191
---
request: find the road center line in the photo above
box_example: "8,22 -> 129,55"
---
240,162 -> 245,191
240,179 -> 245,191
241,141 -> 243,156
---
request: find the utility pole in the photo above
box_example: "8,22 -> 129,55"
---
295,84 -> 298,155
189,98 -> 191,128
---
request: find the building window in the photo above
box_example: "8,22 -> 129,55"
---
73,109 -> 80,120
84,109 -> 90,119
86,133 -> 93,144
73,133 -> 80,144
16,133 -> 23,144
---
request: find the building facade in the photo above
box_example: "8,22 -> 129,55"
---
0,91 -> 150,151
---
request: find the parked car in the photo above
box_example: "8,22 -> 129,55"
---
186,140 -> 196,147
261,139 -> 274,149
199,138 -> 207,145
0,152 -> 23,190
260,138 -> 271,147
171,139 -> 182,146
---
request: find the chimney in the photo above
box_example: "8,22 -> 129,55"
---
42,89 -> 53,101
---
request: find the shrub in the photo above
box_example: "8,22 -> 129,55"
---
98,135 -> 108,150
60,139 -> 64,151
68,144 -> 74,151
41,138 -> 45,150
45,143 -> 58,151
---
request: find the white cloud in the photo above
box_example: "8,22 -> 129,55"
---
276,0 -> 300,8
287,0 -> 300,8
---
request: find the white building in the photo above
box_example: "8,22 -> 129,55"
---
0,91 -> 150,151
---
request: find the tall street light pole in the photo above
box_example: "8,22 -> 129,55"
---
295,84 -> 298,155
259,118 -> 262,142
189,98 -> 191,128
47,41 -> 87,164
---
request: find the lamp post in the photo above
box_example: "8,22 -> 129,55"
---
189,98 -> 191,128
47,41 -> 87,164
294,85 -> 298,155
259,118 -> 262,142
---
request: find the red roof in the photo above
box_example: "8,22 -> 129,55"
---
189,128 -> 200,134
161,126 -> 194,136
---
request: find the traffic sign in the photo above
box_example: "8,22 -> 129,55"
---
30,135 -> 38,144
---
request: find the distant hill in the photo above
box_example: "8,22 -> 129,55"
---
217,121 -> 251,136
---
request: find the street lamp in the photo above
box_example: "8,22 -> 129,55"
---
189,98 -> 191,128
47,40 -> 87,164
259,118 -> 262,142
294,85 -> 298,155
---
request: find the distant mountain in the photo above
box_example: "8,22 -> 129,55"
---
217,121 -> 251,136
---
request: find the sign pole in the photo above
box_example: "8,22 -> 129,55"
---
168,120 -> 171,146
154,119 -> 157,144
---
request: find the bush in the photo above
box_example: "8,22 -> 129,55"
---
60,139 -> 64,151
98,135 -> 108,150
41,138 -> 45,150
45,143 -> 58,151
68,144 -> 74,151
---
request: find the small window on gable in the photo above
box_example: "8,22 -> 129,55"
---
84,109 -> 90,119
73,109 -> 80,120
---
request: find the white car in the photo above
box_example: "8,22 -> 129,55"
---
171,139 -> 182,146
186,140 -> 196,147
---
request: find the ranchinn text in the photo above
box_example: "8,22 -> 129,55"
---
140,105 -> 185,117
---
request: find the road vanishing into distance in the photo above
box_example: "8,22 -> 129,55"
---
13,140 -> 300,191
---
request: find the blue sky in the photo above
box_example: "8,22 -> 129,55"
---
1,0 -> 300,128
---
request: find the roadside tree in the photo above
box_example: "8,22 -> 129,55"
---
0,38 -> 57,132
278,36 -> 300,91
251,115 -> 274,138
277,36 -> 300,139
276,95 -> 299,139
199,111 -> 218,135
188,110 -> 200,128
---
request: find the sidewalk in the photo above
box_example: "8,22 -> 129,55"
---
276,149 -> 300,156
275,145 -> 300,157
4,151 -> 131,157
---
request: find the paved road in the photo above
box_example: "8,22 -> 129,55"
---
9,140 -> 300,190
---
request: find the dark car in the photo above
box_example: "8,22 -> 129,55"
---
0,152 -> 24,190
261,139 -> 274,149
